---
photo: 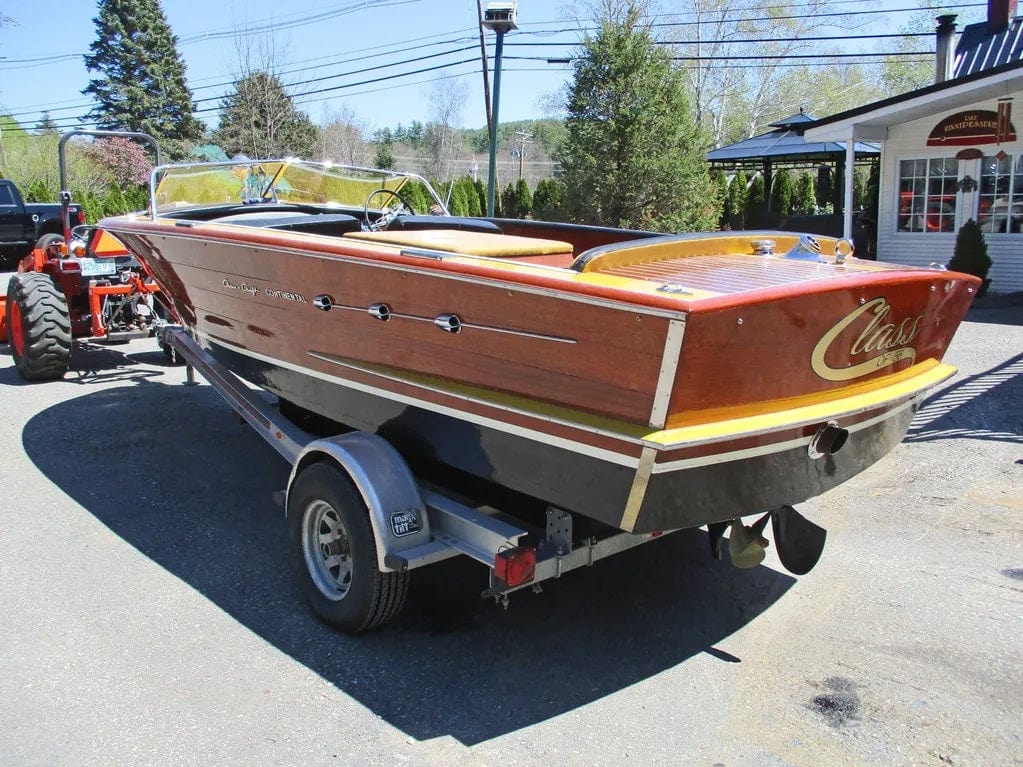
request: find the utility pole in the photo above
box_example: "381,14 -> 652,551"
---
512,130 -> 533,180
481,2 -> 518,217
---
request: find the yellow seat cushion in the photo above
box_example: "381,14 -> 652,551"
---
344,228 -> 573,257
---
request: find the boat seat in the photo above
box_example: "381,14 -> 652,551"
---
212,212 -> 363,236
385,215 -> 502,234
344,228 -> 574,258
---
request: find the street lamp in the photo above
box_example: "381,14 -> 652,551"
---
482,1 -> 518,217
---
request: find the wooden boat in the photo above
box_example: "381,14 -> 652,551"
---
100,159 -> 979,537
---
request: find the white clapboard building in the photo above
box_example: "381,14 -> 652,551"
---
806,0 -> 1023,293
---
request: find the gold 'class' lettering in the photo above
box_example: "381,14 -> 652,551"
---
811,297 -> 926,382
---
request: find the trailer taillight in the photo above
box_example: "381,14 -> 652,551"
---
494,546 -> 536,588
56,260 -> 81,273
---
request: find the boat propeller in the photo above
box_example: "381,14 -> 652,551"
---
709,505 -> 828,575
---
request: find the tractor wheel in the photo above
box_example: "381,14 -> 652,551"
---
34,233 -> 66,253
287,460 -> 409,633
6,272 -> 72,381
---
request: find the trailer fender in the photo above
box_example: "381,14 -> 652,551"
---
287,432 -> 431,572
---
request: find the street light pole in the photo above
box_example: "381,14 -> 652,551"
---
481,2 -> 518,218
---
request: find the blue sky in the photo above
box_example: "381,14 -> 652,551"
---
0,0 -> 574,135
0,1 -> 988,137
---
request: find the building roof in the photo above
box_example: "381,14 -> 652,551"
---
707,111 -> 879,165
954,15 -> 1023,76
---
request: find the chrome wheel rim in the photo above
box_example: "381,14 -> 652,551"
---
302,500 -> 353,601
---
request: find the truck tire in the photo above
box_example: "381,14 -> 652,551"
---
6,272 -> 72,381
287,460 -> 409,633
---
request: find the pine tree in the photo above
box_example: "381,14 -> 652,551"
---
533,178 -> 565,221
727,170 -> 748,229
83,0 -> 202,142
793,171 -> 816,214
771,171 -> 794,218
214,72 -> 316,159
560,4 -> 716,232
514,178 -> 533,219
35,112 -> 59,134
502,182 -> 519,218
745,174 -> 765,226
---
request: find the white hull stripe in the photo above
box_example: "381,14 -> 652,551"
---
650,399 -> 916,474
203,334 -> 642,469
200,337 -> 919,477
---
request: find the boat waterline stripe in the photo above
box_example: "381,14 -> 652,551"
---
201,334 -> 642,469
198,337 -> 929,475
650,398 -> 916,474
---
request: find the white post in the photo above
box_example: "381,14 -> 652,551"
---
843,133 -> 856,240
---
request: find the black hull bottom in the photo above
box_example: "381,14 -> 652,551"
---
208,340 -> 916,534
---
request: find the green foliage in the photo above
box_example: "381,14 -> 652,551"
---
533,178 -> 565,221
726,170 -> 748,229
374,142 -> 395,170
214,71 -> 316,159
853,167 -> 869,210
711,170 -> 728,226
514,178 -> 533,219
502,182 -> 519,219
948,219 -> 992,289
23,179 -> 58,203
745,174 -> 765,225
473,177 -> 487,217
453,176 -> 481,217
83,0 -> 203,142
72,189 -> 105,224
102,182 -> 129,216
559,7 -> 717,232
447,182 -> 468,216
793,171 -> 816,215
771,171 -> 794,217
401,181 -> 433,214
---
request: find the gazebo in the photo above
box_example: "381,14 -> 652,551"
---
707,110 -> 880,240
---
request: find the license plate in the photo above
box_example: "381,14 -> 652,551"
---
79,257 -> 117,277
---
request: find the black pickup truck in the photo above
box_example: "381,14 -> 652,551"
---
0,179 -> 86,266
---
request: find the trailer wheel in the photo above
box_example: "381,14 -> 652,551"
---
287,460 -> 409,633
6,272 -> 72,381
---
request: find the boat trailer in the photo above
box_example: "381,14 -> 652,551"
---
158,326 -> 827,633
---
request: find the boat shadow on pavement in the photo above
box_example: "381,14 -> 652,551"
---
20,369 -> 795,746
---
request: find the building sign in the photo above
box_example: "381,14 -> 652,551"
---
926,108 -> 1016,146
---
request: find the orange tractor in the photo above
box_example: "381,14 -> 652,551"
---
0,131 -> 171,381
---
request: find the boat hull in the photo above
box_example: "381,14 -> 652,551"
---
208,336 -> 925,534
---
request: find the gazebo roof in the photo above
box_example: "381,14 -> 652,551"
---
707,110 -> 880,166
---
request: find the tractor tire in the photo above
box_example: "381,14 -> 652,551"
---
6,272 -> 72,381
34,233 -> 66,251
287,460 -> 409,633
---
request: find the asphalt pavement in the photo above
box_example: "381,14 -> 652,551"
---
0,291 -> 1020,767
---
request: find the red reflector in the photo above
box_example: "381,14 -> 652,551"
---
76,209 -> 86,225
494,547 -> 536,587
57,260 -> 81,273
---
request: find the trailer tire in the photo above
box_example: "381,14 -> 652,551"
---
287,460 -> 409,633
6,272 -> 72,381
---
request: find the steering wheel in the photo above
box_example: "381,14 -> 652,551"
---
363,188 -> 416,231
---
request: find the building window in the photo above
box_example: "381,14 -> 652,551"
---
897,158 -> 957,232
979,153 -> 1023,234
